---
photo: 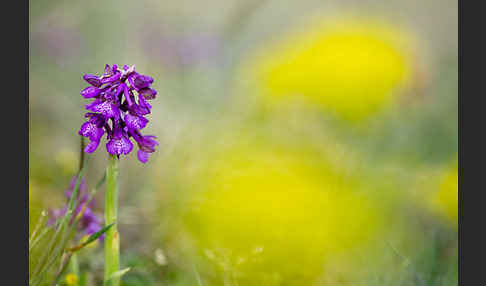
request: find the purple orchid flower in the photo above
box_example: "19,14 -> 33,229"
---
78,64 -> 158,163
48,176 -> 105,240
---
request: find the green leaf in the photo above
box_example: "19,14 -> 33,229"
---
109,267 -> 131,279
68,223 -> 114,252
105,267 -> 131,286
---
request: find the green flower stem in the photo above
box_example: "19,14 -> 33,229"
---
69,253 -> 79,278
104,155 -> 120,286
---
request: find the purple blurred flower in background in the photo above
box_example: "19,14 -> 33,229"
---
78,64 -> 159,163
31,19 -> 84,69
142,29 -> 223,69
178,33 -> 223,67
48,176 -> 104,240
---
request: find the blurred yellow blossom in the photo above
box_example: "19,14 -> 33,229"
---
243,16 -> 416,122
411,159 -> 458,228
433,165 -> 458,225
64,273 -> 78,286
176,139 -> 386,284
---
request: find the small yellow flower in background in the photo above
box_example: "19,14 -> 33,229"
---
411,158 -> 458,228
64,273 -> 78,286
433,165 -> 458,225
241,16 -> 417,122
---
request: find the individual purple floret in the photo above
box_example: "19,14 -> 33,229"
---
48,176 -> 104,240
78,64 -> 159,163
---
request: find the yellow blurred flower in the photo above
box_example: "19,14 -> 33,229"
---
433,165 -> 458,225
411,159 -> 458,228
243,17 -> 416,122
178,141 -> 386,284
64,273 -> 78,286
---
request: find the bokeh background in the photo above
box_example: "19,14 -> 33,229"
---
29,0 -> 458,285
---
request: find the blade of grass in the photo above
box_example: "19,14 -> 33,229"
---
31,156 -> 88,284
34,221 -> 79,285
29,225 -> 52,252
49,251 -> 73,286
29,210 -> 48,244
106,268 -> 131,286
386,241 -> 425,286
36,173 -> 106,286
193,264 -> 203,286
68,223 -> 114,253
33,171 -> 106,285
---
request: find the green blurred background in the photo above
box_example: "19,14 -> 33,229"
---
30,0 -> 457,285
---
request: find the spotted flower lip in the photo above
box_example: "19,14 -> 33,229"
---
124,113 -> 148,131
79,121 -> 104,142
106,126 -> 134,156
78,64 -> 158,163
85,99 -> 121,119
